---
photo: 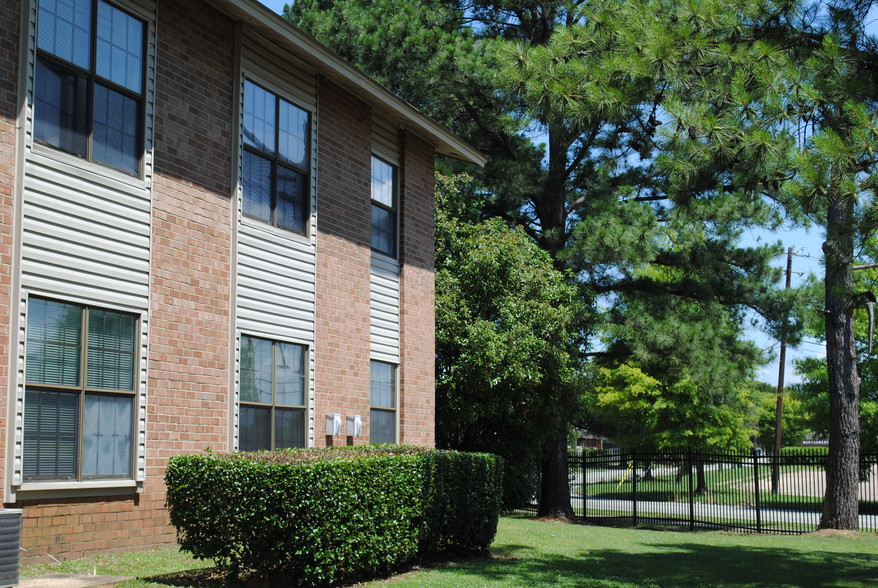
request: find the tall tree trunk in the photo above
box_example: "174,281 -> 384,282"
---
820,195 -> 861,530
537,435 -> 575,519
695,460 -> 708,494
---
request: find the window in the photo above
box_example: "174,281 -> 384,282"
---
371,157 -> 397,257
370,361 -> 396,443
239,335 -> 306,451
23,298 -> 137,481
34,0 -> 145,176
242,80 -> 310,233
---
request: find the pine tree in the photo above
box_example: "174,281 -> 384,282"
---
287,0 -> 796,518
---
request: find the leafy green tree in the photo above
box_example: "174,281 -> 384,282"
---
288,0 -> 795,518
434,173 -> 586,507
751,380 -> 811,450
647,0 -> 878,528
792,262 -> 878,463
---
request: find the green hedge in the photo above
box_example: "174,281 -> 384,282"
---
780,446 -> 829,457
165,446 -> 502,585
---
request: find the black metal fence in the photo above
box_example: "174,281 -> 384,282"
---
522,449 -> 878,534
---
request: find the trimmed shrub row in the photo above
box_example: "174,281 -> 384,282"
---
165,446 -> 502,585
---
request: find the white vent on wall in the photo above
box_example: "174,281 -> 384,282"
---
325,413 -> 343,436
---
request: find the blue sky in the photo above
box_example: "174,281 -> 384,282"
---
257,0 -> 835,384
260,0 -> 288,14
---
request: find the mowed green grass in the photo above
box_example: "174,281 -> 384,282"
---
22,516 -> 878,587
375,516 -> 878,588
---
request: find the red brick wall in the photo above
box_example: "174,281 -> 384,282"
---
16,0 -> 236,562
5,0 -> 440,562
314,80 -> 373,446
144,0 -> 234,544
0,0 -> 19,502
398,132 -> 436,446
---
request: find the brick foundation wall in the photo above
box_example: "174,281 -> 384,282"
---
0,0 -> 20,497
398,133 -> 436,447
314,80 -> 373,446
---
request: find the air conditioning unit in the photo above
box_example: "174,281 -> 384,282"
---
0,509 -> 21,588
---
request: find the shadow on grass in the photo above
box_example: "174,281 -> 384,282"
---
474,541 -> 878,587
141,568 -> 243,587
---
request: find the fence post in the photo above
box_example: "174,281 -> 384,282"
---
752,449 -> 762,533
688,448 -> 695,531
631,449 -> 637,527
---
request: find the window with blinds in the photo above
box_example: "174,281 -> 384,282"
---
242,80 -> 311,234
34,0 -> 146,176
370,157 -> 397,257
23,298 -> 137,481
370,360 -> 396,444
239,335 -> 306,451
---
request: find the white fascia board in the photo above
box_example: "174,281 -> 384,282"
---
207,0 -> 487,167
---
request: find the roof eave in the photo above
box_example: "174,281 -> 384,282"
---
207,0 -> 487,167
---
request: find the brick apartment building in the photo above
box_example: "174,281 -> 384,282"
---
0,0 -> 484,561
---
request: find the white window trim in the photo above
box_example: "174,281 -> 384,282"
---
25,0 -> 158,190
234,332 -> 314,451
238,53 -> 317,242
9,292 -> 148,501
370,360 -> 399,444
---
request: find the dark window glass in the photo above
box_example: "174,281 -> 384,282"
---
34,0 -> 144,175
23,298 -> 137,481
34,56 -> 89,159
276,166 -> 307,233
243,81 -> 275,152
240,335 -> 272,404
278,100 -> 309,168
370,157 -> 397,256
370,361 -> 396,444
239,335 -> 306,451
92,84 -> 139,173
275,408 -> 305,449
26,298 -> 82,387
86,308 -> 136,391
242,80 -> 310,233
371,205 -> 396,257
95,0 -> 142,93
239,405 -> 271,453
23,389 -> 78,480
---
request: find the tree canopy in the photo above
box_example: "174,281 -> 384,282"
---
434,173 -> 585,507
287,0 -> 878,527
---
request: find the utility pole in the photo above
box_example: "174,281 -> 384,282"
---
771,247 -> 794,495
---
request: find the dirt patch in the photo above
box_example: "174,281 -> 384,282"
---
810,529 -> 870,539
534,516 -> 573,524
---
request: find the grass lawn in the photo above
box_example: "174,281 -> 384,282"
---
22,516 -> 878,587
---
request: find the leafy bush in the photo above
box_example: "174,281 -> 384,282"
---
165,446 -> 501,585
780,446 -> 829,457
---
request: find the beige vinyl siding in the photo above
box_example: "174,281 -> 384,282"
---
234,44 -> 318,448
372,116 -> 400,165
9,0 -> 158,496
370,254 -> 400,363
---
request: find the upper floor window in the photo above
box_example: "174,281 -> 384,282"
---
371,157 -> 397,257
242,80 -> 311,234
370,360 -> 396,444
34,0 -> 145,176
23,298 -> 137,481
239,335 -> 307,451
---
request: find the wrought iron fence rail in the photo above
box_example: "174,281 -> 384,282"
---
521,449 -> 878,534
